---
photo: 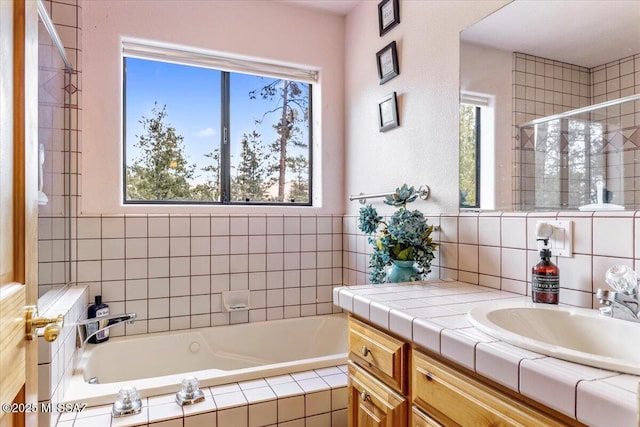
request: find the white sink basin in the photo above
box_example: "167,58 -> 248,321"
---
467,299 -> 640,374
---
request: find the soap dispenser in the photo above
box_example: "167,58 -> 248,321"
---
87,295 -> 110,343
532,223 -> 559,304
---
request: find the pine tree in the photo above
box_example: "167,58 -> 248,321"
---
231,131 -> 270,201
287,155 -> 309,203
191,148 -> 221,201
249,80 -> 309,202
126,103 -> 196,201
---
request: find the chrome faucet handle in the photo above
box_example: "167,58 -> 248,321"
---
605,265 -> 637,294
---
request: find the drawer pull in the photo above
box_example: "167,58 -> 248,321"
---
360,390 -> 370,402
425,371 -> 434,381
361,345 -> 370,357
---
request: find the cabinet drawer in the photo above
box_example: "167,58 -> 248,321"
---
348,362 -> 407,427
411,406 -> 443,427
348,316 -> 407,393
412,350 -> 567,427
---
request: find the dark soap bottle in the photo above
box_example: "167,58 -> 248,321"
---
87,295 -> 110,343
531,248 -> 559,304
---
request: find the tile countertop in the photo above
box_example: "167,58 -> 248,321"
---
333,279 -> 639,427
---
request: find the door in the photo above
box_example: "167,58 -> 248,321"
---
1,1 -> 39,426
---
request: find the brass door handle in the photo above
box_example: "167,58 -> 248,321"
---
25,305 -> 64,342
361,345 -> 370,357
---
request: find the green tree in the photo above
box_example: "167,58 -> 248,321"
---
459,104 -> 478,207
287,155 -> 309,202
231,131 -> 270,201
126,103 -> 196,201
250,79 -> 309,202
191,148 -> 221,201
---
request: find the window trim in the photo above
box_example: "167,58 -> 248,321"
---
121,42 -> 315,207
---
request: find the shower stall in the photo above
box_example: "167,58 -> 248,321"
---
519,94 -> 640,211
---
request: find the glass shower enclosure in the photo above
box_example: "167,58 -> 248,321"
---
37,1 -> 73,302
519,94 -> 640,211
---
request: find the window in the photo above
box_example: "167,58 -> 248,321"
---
459,92 -> 495,210
123,43 -> 314,205
459,103 -> 481,208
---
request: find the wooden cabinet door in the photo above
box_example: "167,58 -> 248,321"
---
348,362 -> 407,427
0,1 -> 39,426
349,316 -> 407,393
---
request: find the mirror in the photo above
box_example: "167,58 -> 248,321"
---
459,0 -> 640,212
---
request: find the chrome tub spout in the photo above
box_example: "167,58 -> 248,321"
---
77,313 -> 137,347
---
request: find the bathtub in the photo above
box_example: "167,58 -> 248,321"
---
63,314 -> 347,406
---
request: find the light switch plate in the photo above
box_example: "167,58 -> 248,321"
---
536,220 -> 573,257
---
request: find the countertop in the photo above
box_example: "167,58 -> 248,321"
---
333,279 -> 639,427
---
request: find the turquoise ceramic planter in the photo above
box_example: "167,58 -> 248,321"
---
386,260 -> 420,283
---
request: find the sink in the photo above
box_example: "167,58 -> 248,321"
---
467,299 -> 640,374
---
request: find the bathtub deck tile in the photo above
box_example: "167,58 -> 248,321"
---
290,370 -> 318,381
265,374 -> 294,386
331,387 -> 348,410
313,366 -> 342,377
321,373 -> 348,389
269,381 -> 304,398
296,377 -> 330,393
148,401 -> 183,423
209,383 -> 241,396
239,378 -> 269,390
212,390 -> 248,410
242,386 -> 277,403
147,393 -> 177,406
72,413 -> 112,427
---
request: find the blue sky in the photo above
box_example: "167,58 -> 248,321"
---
124,57 -> 309,185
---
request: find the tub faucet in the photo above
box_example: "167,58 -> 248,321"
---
76,313 -> 137,347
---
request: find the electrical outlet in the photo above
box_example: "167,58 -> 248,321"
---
536,220 -> 573,257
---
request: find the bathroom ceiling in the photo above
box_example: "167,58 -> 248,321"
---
279,0 -> 361,15
461,0 -> 640,68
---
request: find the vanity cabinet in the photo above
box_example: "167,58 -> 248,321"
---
348,362 -> 407,427
412,350 -> 567,427
347,315 -> 583,427
348,316 -> 408,394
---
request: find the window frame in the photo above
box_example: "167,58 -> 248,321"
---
121,42 -> 315,207
459,103 -> 481,209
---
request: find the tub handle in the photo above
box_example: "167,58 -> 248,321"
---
360,390 -> 369,402
361,345 -> 370,357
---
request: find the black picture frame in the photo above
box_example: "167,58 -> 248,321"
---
378,92 -> 399,132
376,41 -> 399,85
378,0 -> 400,37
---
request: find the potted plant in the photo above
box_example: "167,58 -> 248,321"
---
358,184 -> 437,284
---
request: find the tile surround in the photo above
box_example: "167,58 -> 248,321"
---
58,366 -> 348,427
344,210 -> 640,310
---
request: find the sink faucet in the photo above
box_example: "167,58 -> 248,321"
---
596,288 -> 640,322
597,265 -> 640,322
76,313 -> 137,347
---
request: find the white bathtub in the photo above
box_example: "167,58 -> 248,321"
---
64,314 -> 347,406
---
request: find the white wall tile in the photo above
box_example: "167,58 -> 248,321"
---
593,216 -> 633,258
148,216 -> 169,237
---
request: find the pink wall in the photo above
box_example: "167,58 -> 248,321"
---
343,0 -> 508,216
81,0 -> 345,215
